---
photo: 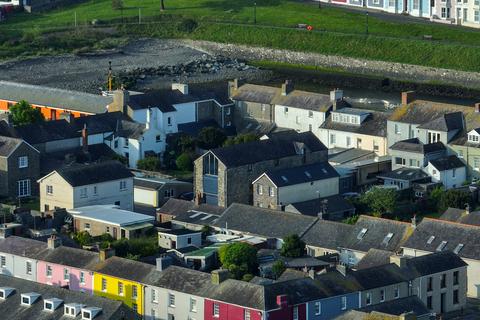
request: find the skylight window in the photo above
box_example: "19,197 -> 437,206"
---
382,233 -> 394,245
436,241 -> 448,252
357,228 -> 368,240
427,236 -> 435,244
321,169 -> 328,174
454,243 -> 464,254
281,176 -> 288,182
304,171 -> 312,178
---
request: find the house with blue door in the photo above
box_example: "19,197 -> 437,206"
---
193,131 -> 328,207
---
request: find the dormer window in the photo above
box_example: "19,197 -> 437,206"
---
44,298 -> 63,312
0,287 -> 15,299
64,303 -> 84,317
81,307 -> 102,320
21,292 -> 41,306
357,228 -> 368,240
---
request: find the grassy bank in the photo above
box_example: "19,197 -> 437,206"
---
2,0 -> 480,71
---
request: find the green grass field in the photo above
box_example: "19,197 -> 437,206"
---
2,0 -> 480,72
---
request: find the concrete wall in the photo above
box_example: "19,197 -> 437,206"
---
173,101 -> 197,125
234,100 -> 274,127
449,144 -> 480,180
387,120 -> 418,147
0,253 -> 38,282
158,232 -> 202,249
359,282 -> 410,307
319,129 -> 387,156
40,173 -> 133,211
144,285 -> 205,320
274,106 -> 327,139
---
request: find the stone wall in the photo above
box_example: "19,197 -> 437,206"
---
182,40 -> 480,89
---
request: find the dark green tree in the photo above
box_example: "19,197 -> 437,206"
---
197,127 -> 227,149
280,234 -> 306,258
137,156 -> 161,171
9,100 -> 44,126
223,133 -> 258,147
360,187 -> 398,217
175,152 -> 194,171
72,231 -> 93,247
219,242 -> 258,279
271,260 -> 286,279
439,189 -> 471,212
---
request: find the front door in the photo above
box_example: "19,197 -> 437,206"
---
403,0 -> 407,12
457,8 -> 462,22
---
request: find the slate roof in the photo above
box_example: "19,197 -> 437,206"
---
210,131 -> 326,167
158,228 -> 201,236
377,168 -> 430,181
439,207 -> 480,226
128,89 -> 200,112
342,215 -> 413,254
351,263 -> 408,289
286,194 -> 356,217
158,198 -> 196,216
417,111 -> 464,132
92,256 -> 160,283
0,112 -> 145,145
0,136 -> 24,157
402,217 -> 480,261
42,246 -> 99,269
0,80 -> 112,114
50,160 -> 133,187
429,155 -> 465,171
328,148 -> 375,165
358,296 -> 431,317
147,265 -> 214,294
213,203 -> 318,239
230,83 -> 279,104
389,138 -> 446,154
356,249 -> 393,270
272,90 -> 346,112
134,177 -> 191,191
320,109 -> 389,137
404,251 -> 467,278
261,162 -> 339,187
0,274 -> 139,320
301,219 -> 353,250
0,236 -> 48,259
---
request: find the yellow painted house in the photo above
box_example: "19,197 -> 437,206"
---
92,256 -> 159,316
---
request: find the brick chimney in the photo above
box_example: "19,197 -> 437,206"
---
81,124 -> 88,154
276,295 -> 288,308
47,235 -> 62,249
211,269 -> 230,285
411,214 -> 418,228
390,255 -> 408,269
156,256 -> 173,271
281,80 -> 294,96
99,248 -> 115,261
401,91 -> 415,105
228,79 -> 241,98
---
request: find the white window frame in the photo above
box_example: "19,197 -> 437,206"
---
120,180 -> 127,190
18,156 -> 28,168
26,261 -> 32,275
341,296 -> 347,310
315,301 -> 322,315
213,303 -> 220,317
17,179 -> 31,197
64,268 -> 70,281
46,265 -> 53,278
190,297 -> 197,312
169,293 -> 175,307
46,185 -> 53,195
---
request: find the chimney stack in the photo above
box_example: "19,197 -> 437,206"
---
466,203 -> 471,215
281,80 -> 294,96
146,108 -> 151,130
336,264 -> 348,276
99,248 -> 115,261
390,255 -> 408,269
411,214 -> 418,228
60,112 -> 74,124
112,88 -> 130,115
211,269 -> 230,285
81,124 -> 88,154
228,79 -> 241,98
47,235 -> 62,249
156,256 -> 173,271
475,103 -> 480,113
401,91 -> 415,105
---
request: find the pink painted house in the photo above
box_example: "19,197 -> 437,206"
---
36,237 -> 99,294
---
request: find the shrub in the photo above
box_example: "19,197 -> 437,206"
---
72,231 -> 93,247
280,234 -> 305,258
137,156 -> 161,171
219,243 -> 258,279
271,260 -> 286,279
178,19 -> 198,33
175,152 -> 194,171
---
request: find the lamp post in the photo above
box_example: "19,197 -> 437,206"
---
254,2 -> 257,25
365,11 -> 369,35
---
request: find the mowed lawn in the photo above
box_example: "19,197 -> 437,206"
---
2,0 -> 480,72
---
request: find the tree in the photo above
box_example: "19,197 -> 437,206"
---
175,152 -> 194,171
219,242 -> 258,279
360,187 -> 398,217
223,133 -> 258,147
72,231 -> 93,247
9,100 -> 44,126
271,260 -> 286,279
280,234 -> 305,258
137,156 -> 161,171
197,127 -> 227,149
201,225 -> 213,240
439,189 -> 471,212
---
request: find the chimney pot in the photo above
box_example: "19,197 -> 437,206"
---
401,91 -> 415,105
156,256 -> 172,271
390,254 -> 408,269
475,103 -> 480,113
47,235 -> 62,249
411,214 -> 418,228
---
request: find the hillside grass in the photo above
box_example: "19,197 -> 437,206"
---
2,0 -> 480,71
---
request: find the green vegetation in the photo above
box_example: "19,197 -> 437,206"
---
197,127 -> 227,150
280,234 -> 306,258
359,187 -> 398,218
137,156 -> 161,171
9,100 -> 44,126
223,133 -> 258,147
271,260 -> 286,279
2,0 -> 480,70
219,242 -> 258,280
175,152 -> 194,171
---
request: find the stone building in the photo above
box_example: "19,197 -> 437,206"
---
193,131 -> 328,207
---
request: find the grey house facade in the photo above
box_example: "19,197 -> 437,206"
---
0,136 -> 40,198
194,131 -> 328,207
389,138 -> 446,171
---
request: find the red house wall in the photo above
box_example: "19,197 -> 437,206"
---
268,304 -> 307,320
204,300 -> 263,320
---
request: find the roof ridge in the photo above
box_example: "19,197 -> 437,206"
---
423,217 -> 480,229
358,215 -> 411,225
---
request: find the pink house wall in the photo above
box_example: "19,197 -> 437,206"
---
204,299 -> 263,320
37,261 -> 93,294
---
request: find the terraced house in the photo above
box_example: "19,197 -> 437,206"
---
194,131 -> 328,207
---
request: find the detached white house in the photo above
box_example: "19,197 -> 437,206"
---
425,155 -> 466,189
38,160 -> 134,211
